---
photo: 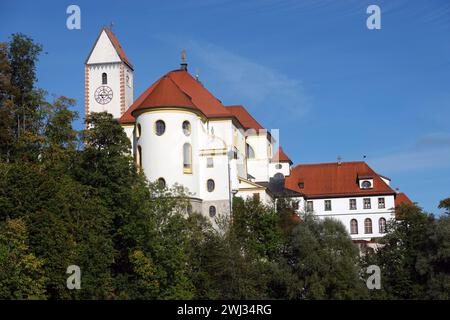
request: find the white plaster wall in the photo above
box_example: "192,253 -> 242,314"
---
135,110 -> 200,196
246,134 -> 271,182
305,195 -> 396,240
86,30 -> 121,64
268,162 -> 291,177
87,63 -> 122,119
122,125 -> 134,151
236,189 -> 273,206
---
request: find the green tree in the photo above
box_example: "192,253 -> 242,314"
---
438,197 -> 450,215
0,218 -> 46,299
1,34 -> 46,162
366,203 -> 450,299
284,214 -> 368,299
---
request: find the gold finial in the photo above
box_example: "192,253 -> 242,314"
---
181,49 -> 186,63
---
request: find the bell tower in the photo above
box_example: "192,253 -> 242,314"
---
85,26 -> 134,121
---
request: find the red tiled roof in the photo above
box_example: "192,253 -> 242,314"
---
139,75 -> 196,109
226,105 -> 264,130
121,69 -> 235,124
285,161 -> 395,198
271,147 -> 292,164
395,192 -> 413,207
103,27 -> 133,70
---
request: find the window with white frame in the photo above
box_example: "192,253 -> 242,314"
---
324,200 -> 332,211
378,197 -> 385,209
350,219 -> 358,234
364,218 -> 373,234
306,201 -> 314,212
363,198 -> 371,209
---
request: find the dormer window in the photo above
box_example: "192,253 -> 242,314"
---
357,174 -> 373,189
359,178 -> 373,189
298,182 -> 304,189
362,180 -> 372,189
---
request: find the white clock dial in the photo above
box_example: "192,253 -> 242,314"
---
94,86 -> 113,105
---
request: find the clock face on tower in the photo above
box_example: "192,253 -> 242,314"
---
94,86 -> 113,105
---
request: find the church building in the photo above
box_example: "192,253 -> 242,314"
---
85,27 -> 413,243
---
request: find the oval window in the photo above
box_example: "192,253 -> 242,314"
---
207,179 -> 215,192
155,120 -> 165,136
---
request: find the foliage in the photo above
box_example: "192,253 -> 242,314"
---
0,33 -> 448,300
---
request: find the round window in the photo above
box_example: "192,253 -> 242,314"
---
182,121 -> 191,136
155,120 -> 165,136
209,206 -> 216,218
207,179 -> 215,192
275,164 -> 282,169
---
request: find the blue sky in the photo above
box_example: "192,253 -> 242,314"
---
1,0 -> 449,214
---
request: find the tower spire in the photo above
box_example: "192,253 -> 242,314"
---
180,49 -> 188,70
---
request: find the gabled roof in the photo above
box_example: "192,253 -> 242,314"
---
285,161 -> 395,198
86,27 -> 133,70
226,105 -> 264,130
271,146 -> 292,164
395,192 -> 413,207
121,69 -> 241,124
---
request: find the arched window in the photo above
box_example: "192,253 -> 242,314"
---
379,218 -> 387,234
209,206 -> 216,218
274,172 -> 284,180
275,164 -> 282,169
364,218 -> 373,234
207,179 -> 215,192
182,121 -> 191,136
155,120 -> 165,136
157,178 -> 166,188
350,219 -> 358,234
246,143 -> 255,159
183,143 -> 192,173
136,123 -> 141,138
102,72 -> 107,85
136,145 -> 142,170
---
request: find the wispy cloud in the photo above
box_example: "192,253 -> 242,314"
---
369,133 -> 450,173
186,39 -> 312,121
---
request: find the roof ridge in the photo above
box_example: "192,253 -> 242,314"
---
166,73 -> 195,105
295,161 -> 366,167
102,27 -> 133,69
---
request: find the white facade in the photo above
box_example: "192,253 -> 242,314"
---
84,27 -> 407,243
85,28 -> 134,120
303,195 -> 395,241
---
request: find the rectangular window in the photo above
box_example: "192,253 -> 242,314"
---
324,200 -> 332,211
253,193 -> 260,202
306,201 -> 314,213
349,199 -> 357,210
207,157 -> 214,168
364,198 -> 371,209
292,201 -> 299,210
378,197 -> 385,209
